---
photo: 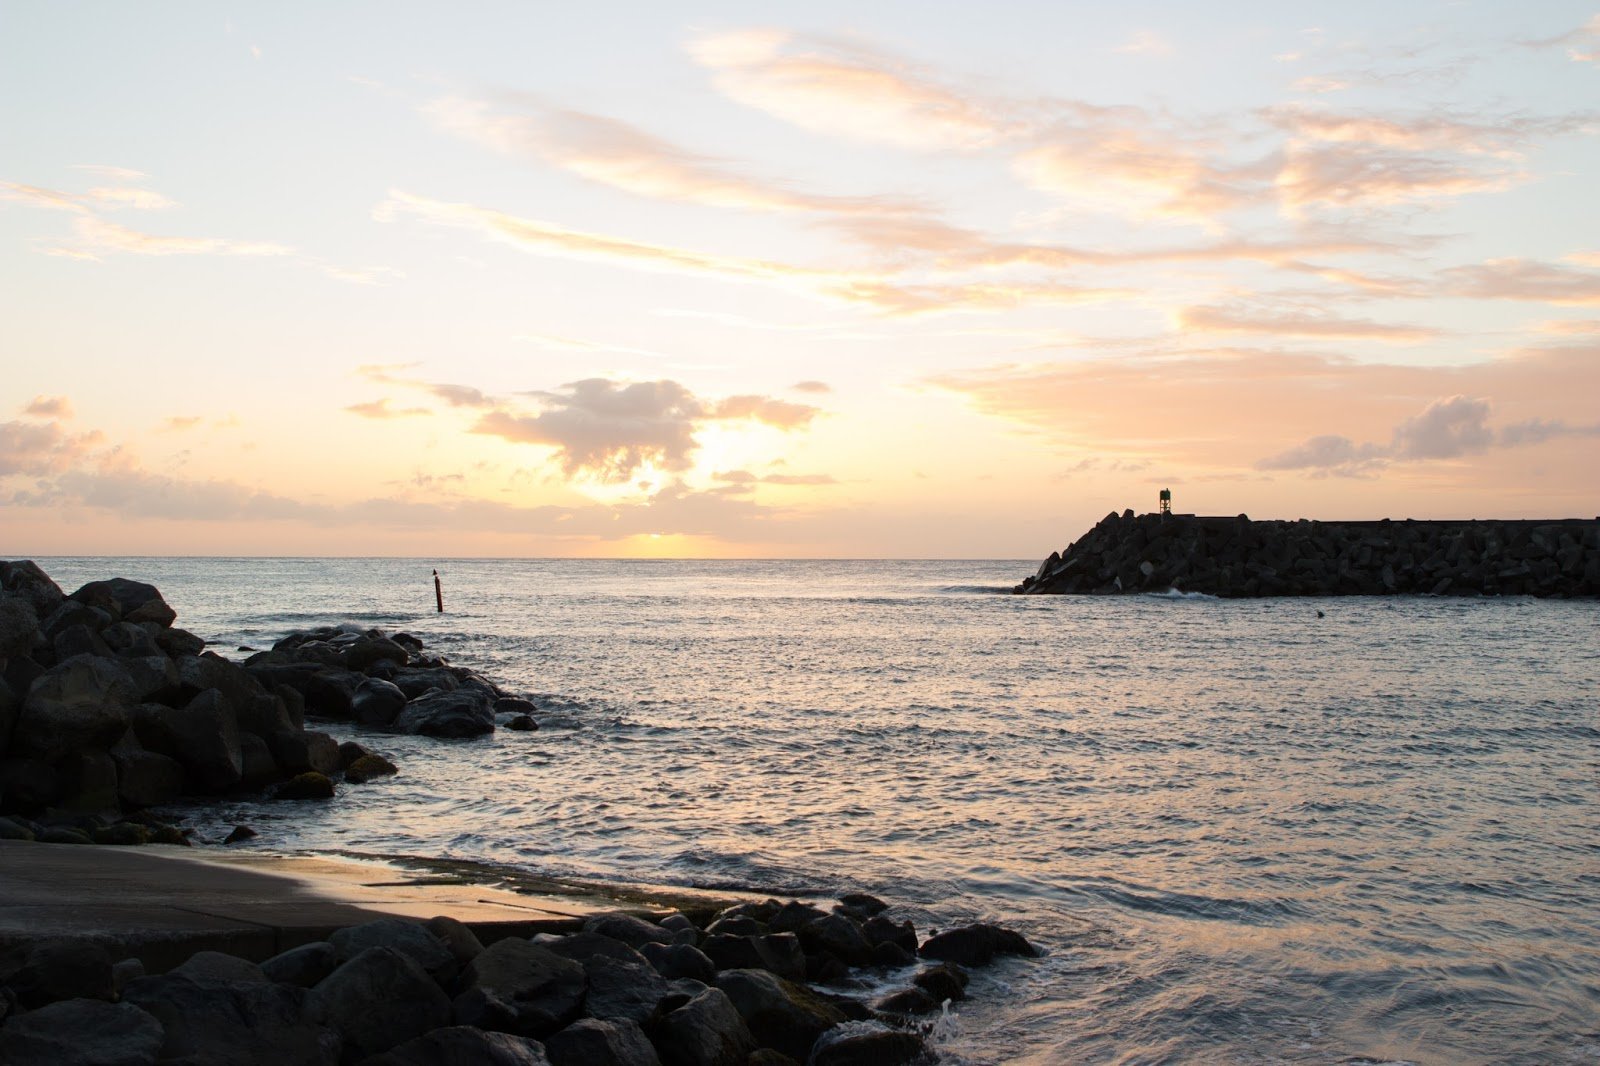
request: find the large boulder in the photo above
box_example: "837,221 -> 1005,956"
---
109,731 -> 183,808
260,942 -> 339,988
134,689 -> 242,792
713,968 -> 847,1062
395,688 -> 495,738
580,954 -> 670,1025
121,973 -> 339,1066
918,924 -> 1039,967
807,1022 -> 926,1066
13,655 -> 134,763
364,1025 -> 554,1066
0,595 -> 38,659
700,934 -> 806,982
267,729 -> 341,776
584,913 -> 673,950
350,678 -> 407,727
2,938 -> 114,1007
0,997 -> 164,1066
0,561 -> 65,618
69,578 -> 176,627
345,636 -> 410,673
453,938 -> 587,1037
329,919 -> 454,978
311,946 -> 452,1060
646,987 -> 756,1066
798,914 -> 871,967
390,667 -> 460,700
546,1018 -> 659,1066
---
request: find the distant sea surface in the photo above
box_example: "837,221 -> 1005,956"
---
35,558 -> 1600,1064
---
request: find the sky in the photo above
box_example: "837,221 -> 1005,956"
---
2,1 -> 1597,558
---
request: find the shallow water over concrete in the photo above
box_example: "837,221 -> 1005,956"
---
38,557 -> 1600,1063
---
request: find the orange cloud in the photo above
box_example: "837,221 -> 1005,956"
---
1436,258 -> 1600,306
1178,304 -> 1439,343
22,395 -> 73,418
345,399 -> 432,419
0,420 -> 105,476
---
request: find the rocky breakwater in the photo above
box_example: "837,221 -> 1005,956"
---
0,560 -> 535,846
0,894 -> 1039,1065
1017,512 -> 1600,597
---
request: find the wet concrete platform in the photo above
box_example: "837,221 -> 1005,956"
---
0,839 -> 669,970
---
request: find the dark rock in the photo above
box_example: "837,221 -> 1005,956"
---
122,972 -> 339,1065
70,578 -> 176,627
0,997 -> 163,1066
495,696 -> 538,717
119,655 -> 179,702
154,627 -> 205,658
640,943 -> 717,984
391,667 -> 460,700
583,912 -> 673,949
766,901 -> 828,935
13,655 -> 134,763
303,667 -> 365,719
136,688 -> 242,792
0,814 -> 36,839
747,1052 -> 802,1066
544,932 -> 653,966
807,1022 -> 926,1066
364,1025 -> 555,1066
53,623 -> 113,661
799,914 -> 872,967
507,714 -> 538,731
150,824 -> 189,845
351,678 -> 408,727
701,934 -> 806,982
835,893 -> 888,919
424,915 -> 485,969
275,771 -> 335,800
59,750 -> 119,812
345,636 -> 410,673
0,595 -> 39,659
1,560 -> 66,617
267,729 -> 342,777
911,963 -> 967,1004
0,755 -> 60,811
872,987 -> 938,1015
37,825 -> 93,844
223,824 -> 258,844
92,822 -> 153,845
453,938 -> 587,1038
395,688 -> 495,738
804,954 -> 851,985
111,957 -> 146,996
4,939 -> 114,1006
705,915 -> 768,938
861,916 -> 917,954
713,968 -> 847,1062
580,955 -> 669,1024
918,923 -> 1039,967
546,1018 -> 658,1066
170,951 -> 268,985
345,752 -> 398,784
338,740 -> 374,767
659,914 -> 696,934
312,946 -> 452,1060
868,940 -> 915,968
101,621 -> 161,658
330,918 -> 455,978
238,731 -> 279,790
260,941 -> 338,988
646,987 -> 755,1066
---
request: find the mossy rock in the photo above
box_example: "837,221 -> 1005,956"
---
93,822 -> 153,846
275,771 -> 335,801
344,753 -> 397,784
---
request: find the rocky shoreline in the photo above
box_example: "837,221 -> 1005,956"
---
0,890 -> 1038,1066
1017,512 -> 1600,597
0,561 -> 1043,1063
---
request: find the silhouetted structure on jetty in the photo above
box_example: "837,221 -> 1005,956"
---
1017,512 -> 1600,597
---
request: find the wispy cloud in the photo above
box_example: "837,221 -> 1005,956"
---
687,28 -> 1022,152
1435,258 -> 1600,306
428,96 -> 921,216
345,399 -> 432,419
1178,303 -> 1440,343
22,395 -> 73,418
0,420 -> 105,476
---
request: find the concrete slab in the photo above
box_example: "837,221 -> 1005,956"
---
0,839 -> 689,971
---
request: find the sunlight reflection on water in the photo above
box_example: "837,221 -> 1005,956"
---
36,557 -> 1600,1064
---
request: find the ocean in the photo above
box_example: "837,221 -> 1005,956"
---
33,557 -> 1600,1064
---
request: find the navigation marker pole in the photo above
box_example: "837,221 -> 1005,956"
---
433,569 -> 444,613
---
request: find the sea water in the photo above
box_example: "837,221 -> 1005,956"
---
33,558 -> 1600,1064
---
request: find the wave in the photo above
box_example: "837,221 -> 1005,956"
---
1143,588 -> 1219,600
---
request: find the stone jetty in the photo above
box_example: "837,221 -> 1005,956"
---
1017,512 -> 1600,597
0,560 -> 534,841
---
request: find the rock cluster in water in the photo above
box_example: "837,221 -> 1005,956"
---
0,560 -> 531,842
1017,512 -> 1600,597
0,896 -> 1039,1065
